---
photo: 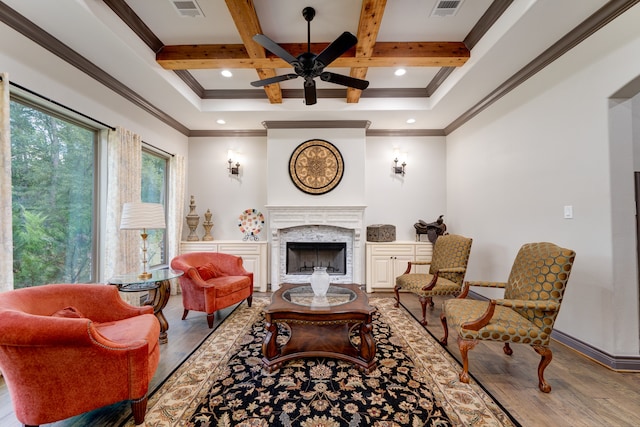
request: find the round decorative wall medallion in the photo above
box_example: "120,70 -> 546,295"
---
289,139 -> 344,195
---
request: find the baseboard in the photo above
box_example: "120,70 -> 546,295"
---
550,329 -> 640,372
468,291 -> 640,372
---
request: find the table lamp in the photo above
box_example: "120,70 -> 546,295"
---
120,202 -> 166,279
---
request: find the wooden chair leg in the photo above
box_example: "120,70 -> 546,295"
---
393,285 -> 401,308
533,345 -> 553,393
503,342 -> 513,355
418,296 -> 428,325
181,309 -> 189,320
457,337 -> 478,384
206,313 -> 214,329
247,295 -> 253,307
439,312 -> 449,345
427,296 -> 435,309
131,395 -> 148,425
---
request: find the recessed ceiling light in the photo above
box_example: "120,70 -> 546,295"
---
221,70 -> 233,78
216,119 -> 226,125
394,68 -> 406,76
406,118 -> 416,124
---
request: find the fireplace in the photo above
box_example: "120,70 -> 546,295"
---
267,205 -> 365,290
286,242 -> 347,275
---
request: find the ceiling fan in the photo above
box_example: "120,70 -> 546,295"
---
250,6 -> 369,106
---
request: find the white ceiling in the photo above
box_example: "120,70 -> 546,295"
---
2,0 -> 611,133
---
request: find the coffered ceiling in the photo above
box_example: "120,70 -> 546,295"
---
1,0 -> 628,135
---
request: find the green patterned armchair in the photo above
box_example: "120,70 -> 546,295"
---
439,242 -> 576,393
395,234 -> 473,325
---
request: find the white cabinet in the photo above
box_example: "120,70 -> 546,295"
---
365,242 -> 433,292
179,241 -> 268,292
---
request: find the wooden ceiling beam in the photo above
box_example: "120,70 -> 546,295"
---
157,42 -> 470,70
223,0 -> 282,103
347,0 -> 387,103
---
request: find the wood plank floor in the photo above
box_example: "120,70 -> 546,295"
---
1,291 -> 639,426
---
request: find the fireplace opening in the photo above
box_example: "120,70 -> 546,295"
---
286,242 -> 347,275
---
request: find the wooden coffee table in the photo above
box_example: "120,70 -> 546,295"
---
262,283 -> 377,372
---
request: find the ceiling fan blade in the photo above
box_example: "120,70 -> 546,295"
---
251,74 -> 299,87
253,34 -> 299,65
315,32 -> 358,68
304,79 -> 317,105
320,72 -> 369,90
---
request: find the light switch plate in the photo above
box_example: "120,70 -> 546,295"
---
564,205 -> 573,219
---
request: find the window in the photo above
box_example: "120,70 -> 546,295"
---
10,98 -> 97,288
141,149 -> 167,267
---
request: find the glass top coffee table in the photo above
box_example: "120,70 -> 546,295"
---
262,283 -> 377,373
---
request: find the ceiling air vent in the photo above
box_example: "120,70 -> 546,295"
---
170,0 -> 204,18
430,0 -> 464,17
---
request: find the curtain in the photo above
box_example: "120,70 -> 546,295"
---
104,127 -> 142,303
0,73 -> 13,292
167,154 -> 186,294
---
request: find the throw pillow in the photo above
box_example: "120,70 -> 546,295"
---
196,263 -> 227,280
52,306 -> 86,318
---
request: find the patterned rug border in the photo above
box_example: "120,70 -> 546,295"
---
120,297 -> 520,427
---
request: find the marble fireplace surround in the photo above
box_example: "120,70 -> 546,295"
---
267,206 -> 365,290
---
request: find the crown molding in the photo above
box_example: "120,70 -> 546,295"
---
366,129 -> 445,137
262,120 -> 371,129
0,1 -> 190,136
444,0 -> 640,135
3,0 -> 637,137
189,129 -> 266,137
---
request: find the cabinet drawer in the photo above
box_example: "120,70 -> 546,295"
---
415,243 -> 433,260
367,244 -> 414,256
180,242 -> 218,253
218,243 -> 263,255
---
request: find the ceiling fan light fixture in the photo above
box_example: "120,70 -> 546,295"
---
250,7 -> 369,106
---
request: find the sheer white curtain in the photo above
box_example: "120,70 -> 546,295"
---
0,73 -> 13,292
167,154 -> 186,294
104,127 -> 142,301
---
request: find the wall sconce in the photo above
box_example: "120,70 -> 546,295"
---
393,157 -> 406,176
227,150 -> 240,175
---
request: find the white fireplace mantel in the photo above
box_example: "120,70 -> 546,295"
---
267,205 -> 366,290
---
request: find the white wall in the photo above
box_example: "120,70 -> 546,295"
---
186,132 -> 447,242
266,128 -> 366,207
185,136 -> 268,241
446,4 -> 640,355
365,136 -> 447,241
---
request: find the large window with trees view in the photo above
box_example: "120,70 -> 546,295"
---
10,98 -> 97,289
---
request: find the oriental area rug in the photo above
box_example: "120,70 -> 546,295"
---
121,297 -> 519,427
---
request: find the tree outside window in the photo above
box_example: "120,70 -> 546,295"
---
10,99 -> 96,288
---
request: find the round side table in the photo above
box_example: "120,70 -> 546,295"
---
109,268 -> 183,344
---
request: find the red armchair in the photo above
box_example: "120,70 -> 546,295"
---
171,252 -> 253,328
0,283 -> 160,426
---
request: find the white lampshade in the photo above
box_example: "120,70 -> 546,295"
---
120,202 -> 166,230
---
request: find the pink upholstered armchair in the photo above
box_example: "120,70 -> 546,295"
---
170,252 -> 254,328
0,283 -> 160,426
